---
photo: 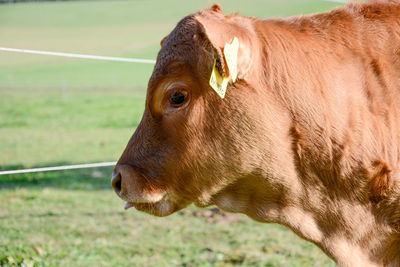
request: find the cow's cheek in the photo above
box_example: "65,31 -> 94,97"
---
159,96 -> 216,203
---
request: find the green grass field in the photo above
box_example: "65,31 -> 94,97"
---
0,0 -> 343,266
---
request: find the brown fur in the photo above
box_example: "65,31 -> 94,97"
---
112,1 -> 400,266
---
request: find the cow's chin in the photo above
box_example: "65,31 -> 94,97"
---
124,194 -> 177,217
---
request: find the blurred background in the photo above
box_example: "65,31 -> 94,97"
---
0,0 -> 344,266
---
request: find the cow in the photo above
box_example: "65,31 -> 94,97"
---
111,1 -> 400,266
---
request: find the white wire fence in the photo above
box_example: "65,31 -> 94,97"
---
0,47 -> 156,64
0,47 -> 155,176
0,162 -> 117,176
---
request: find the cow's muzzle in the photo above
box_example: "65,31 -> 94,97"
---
111,164 -> 166,203
111,164 -> 176,216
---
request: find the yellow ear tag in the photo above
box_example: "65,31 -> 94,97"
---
223,37 -> 239,82
209,59 -> 229,99
209,37 -> 239,99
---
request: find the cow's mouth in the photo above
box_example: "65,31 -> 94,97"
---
123,195 -> 165,210
123,194 -> 176,217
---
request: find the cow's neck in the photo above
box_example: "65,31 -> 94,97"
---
211,172 -> 400,266
204,10 -> 400,265
233,14 -> 400,265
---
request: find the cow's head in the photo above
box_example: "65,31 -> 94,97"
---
112,5 -> 283,217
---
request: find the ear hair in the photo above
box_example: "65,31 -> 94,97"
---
196,21 -> 227,77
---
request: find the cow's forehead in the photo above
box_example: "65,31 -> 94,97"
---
150,15 -> 208,86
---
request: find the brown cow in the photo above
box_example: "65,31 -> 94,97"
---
112,1 -> 400,266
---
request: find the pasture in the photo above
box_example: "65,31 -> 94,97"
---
0,0 -> 341,266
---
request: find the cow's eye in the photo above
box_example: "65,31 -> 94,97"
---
169,90 -> 187,106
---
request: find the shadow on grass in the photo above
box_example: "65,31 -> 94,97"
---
0,163 -> 114,190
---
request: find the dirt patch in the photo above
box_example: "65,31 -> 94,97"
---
180,208 -> 244,224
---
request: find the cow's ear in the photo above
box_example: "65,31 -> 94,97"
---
196,11 -> 253,80
210,4 -> 223,13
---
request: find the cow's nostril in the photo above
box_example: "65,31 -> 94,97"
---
111,171 -> 122,196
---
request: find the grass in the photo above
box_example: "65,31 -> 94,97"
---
0,170 -> 336,267
0,87 -> 144,166
0,0 -> 345,266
